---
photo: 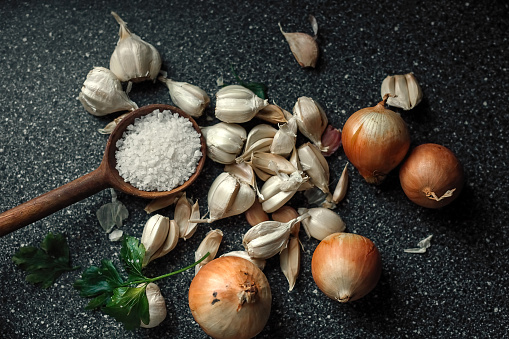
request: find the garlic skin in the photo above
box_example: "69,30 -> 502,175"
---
195,229 -> 223,275
215,85 -> 269,123
255,104 -> 292,124
332,163 -> 349,204
293,97 -> 328,151
159,76 -> 210,118
201,122 -> 247,164
312,233 -> 382,303
140,283 -> 167,328
109,12 -> 162,82
381,73 -> 423,110
280,236 -> 300,292
297,207 -> 345,240
140,214 -> 170,267
78,67 -> 138,116
279,16 -> 319,68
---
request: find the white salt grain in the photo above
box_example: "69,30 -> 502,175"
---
115,109 -> 202,191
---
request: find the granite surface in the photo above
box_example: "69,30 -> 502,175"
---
1,0 -> 508,338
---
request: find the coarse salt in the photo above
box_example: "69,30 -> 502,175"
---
115,109 -> 202,191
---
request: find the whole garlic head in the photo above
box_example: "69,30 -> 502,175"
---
381,73 -> 423,110
215,85 -> 269,123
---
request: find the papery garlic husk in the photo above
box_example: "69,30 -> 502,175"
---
332,163 -> 348,204
298,142 -> 331,196
174,192 -> 200,239
260,171 -> 307,213
99,113 -> 129,134
140,283 -> 167,328
280,236 -> 300,291
381,73 -> 423,110
255,104 -> 292,124
220,251 -> 266,270
149,219 -> 179,263
242,213 -> 309,259
78,67 -> 138,116
249,152 -> 298,181
312,233 -> 382,302
279,16 -> 319,68
201,122 -> 247,164
245,199 -> 270,226
215,85 -> 269,123
144,192 -> 184,214
270,116 -> 298,157
297,207 -> 345,240
195,229 -> 223,275
141,214 -> 170,267
109,12 -> 162,82
159,76 -> 210,118
293,97 -> 328,151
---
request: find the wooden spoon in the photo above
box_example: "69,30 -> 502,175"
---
0,104 -> 206,237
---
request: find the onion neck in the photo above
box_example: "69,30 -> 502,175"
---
236,280 -> 258,311
423,187 -> 456,201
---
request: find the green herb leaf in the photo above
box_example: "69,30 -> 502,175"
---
103,285 -> 150,330
229,64 -> 268,99
12,233 -> 77,289
120,236 -> 146,282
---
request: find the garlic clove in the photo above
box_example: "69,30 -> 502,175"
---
220,251 -> 266,270
279,16 -> 319,68
245,199 -> 270,226
259,174 -> 303,213
270,116 -> 298,158
140,283 -> 167,328
174,193 -> 199,240
79,67 -> 138,117
225,161 -> 258,188
149,219 -> 179,262
109,12 -> 162,83
201,122 -> 247,164
272,205 -> 300,237
297,142 -> 330,194
98,113 -> 129,134
332,163 -> 349,204
144,192 -> 184,214
297,207 -> 345,241
195,229 -> 223,275
381,73 -> 423,110
159,76 -> 210,118
244,124 -> 278,151
215,85 -> 269,123
280,236 -> 300,291
249,152 -> 297,181
141,214 -> 170,267
255,104 -> 291,124
320,125 -> 342,157
293,97 -> 328,151
236,138 -> 273,163
406,73 -> 423,109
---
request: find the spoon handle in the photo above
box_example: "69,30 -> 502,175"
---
0,168 -> 110,237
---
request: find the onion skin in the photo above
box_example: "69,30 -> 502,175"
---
399,143 -> 464,208
311,233 -> 382,302
188,256 -> 272,339
342,102 -> 410,184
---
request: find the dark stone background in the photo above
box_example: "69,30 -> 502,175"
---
1,0 -> 508,338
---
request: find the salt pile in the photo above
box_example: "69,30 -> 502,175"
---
115,109 -> 202,191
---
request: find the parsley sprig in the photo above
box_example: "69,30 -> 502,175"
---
74,235 -> 209,330
222,64 -> 268,99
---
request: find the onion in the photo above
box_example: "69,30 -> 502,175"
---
399,143 -> 464,208
188,256 -> 272,339
311,233 -> 382,302
342,100 -> 410,184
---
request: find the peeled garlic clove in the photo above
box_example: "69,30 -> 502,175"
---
332,163 -> 349,204
381,73 -> 423,110
255,104 -> 291,124
215,85 -> 269,123
280,236 -> 300,291
270,116 -> 298,157
293,97 -> 328,151
195,229 -> 223,275
220,251 -> 266,270
159,76 -> 210,118
279,16 -> 319,68
140,283 -> 167,328
201,122 -> 246,164
298,142 -> 330,194
79,67 -> 138,117
149,220 -> 179,262
297,207 -> 345,240
141,214 -> 170,267
109,12 -> 161,82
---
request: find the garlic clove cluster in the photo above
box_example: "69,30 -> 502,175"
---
381,73 -> 423,110
215,85 -> 269,123
174,192 -> 200,240
159,75 -> 210,118
297,207 -> 345,240
293,97 -> 328,151
78,67 -> 138,116
201,122 -> 247,164
279,15 -> 319,68
140,283 -> 167,328
109,12 -> 162,83
141,214 -> 179,266
297,143 -> 331,197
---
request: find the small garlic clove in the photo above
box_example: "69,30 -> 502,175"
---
244,124 -> 278,151
98,113 -> 130,134
260,174 -> 303,213
159,76 -> 210,118
149,219 -> 179,263
297,207 -> 345,240
245,199 -> 270,227
140,283 -> 167,328
381,73 -> 423,110
174,193 -> 200,240
109,12 -> 162,83
195,229 -> 223,275
293,97 -> 328,151
220,251 -> 266,270
249,152 -> 297,181
298,142 -> 330,195
332,163 -> 349,204
320,125 -> 342,157
279,17 -> 319,68
144,192 -> 184,214
141,214 -> 170,267
79,67 -> 138,117
270,116 -> 298,158
280,236 -> 301,291
215,85 -> 269,123
236,138 -> 273,163
255,104 -> 291,124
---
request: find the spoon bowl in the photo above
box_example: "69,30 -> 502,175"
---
0,104 -> 206,236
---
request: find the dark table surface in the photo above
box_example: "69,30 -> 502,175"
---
1,0 -> 508,338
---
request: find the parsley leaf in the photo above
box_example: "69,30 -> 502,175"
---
103,285 -> 150,330
120,236 -> 146,282
222,64 -> 269,99
12,233 -> 78,289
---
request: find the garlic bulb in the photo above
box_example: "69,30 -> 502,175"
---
201,122 -> 247,164
159,76 -> 210,118
215,85 -> 269,123
195,229 -> 223,275
293,97 -> 328,151
270,116 -> 298,157
381,73 -> 423,110
140,283 -> 167,328
141,214 -> 170,267
312,233 -> 382,302
279,15 -> 319,68
189,257 -> 272,339
78,67 -> 138,116
297,207 -> 345,240
109,12 -> 162,82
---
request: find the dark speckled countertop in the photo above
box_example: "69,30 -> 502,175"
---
1,0 -> 508,338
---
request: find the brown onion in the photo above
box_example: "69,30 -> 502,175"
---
342,101 -> 410,184
399,143 -> 464,208
188,256 -> 272,339
311,232 -> 381,302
